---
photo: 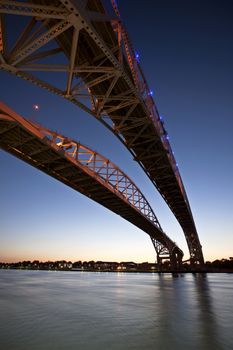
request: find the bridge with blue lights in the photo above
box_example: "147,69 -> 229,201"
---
0,0 -> 204,267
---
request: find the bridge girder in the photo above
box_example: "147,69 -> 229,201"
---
0,0 -> 204,265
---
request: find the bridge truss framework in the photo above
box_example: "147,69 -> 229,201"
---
0,0 -> 204,266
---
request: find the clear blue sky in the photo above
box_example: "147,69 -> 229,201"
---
1,0 -> 233,263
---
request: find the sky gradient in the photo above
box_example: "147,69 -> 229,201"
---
1,0 -> 233,263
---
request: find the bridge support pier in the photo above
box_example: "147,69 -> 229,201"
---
188,239 -> 205,270
151,237 -> 183,272
170,249 -> 184,271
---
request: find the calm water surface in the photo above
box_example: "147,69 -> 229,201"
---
0,270 -> 232,350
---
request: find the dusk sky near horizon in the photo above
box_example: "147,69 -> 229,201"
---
1,0 -> 233,263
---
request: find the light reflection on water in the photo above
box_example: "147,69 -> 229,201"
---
0,270 -> 232,350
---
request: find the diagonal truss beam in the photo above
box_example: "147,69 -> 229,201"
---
11,19 -> 73,66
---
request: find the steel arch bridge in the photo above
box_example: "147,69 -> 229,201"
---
0,0 -> 204,266
0,102 -> 183,269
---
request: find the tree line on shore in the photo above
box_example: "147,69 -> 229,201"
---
1,258 -> 233,272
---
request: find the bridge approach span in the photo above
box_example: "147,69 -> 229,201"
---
0,102 -> 183,269
0,0 -> 203,265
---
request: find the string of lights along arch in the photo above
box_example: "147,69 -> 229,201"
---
0,102 -> 183,270
0,0 -> 204,266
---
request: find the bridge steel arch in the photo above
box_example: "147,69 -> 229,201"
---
0,102 -> 183,269
0,0 -> 204,265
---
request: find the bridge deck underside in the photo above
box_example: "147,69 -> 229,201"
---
0,117 -> 173,248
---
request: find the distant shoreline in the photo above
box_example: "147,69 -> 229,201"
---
1,267 -> 233,274
2,258 -> 233,273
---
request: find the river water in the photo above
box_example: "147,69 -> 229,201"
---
0,270 -> 232,350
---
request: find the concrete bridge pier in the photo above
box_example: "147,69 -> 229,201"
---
151,237 -> 183,272
169,249 -> 184,272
